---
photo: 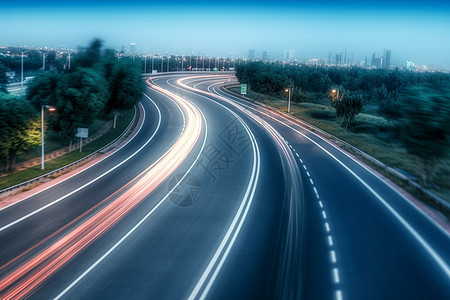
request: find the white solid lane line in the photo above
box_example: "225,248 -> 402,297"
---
213,85 -> 450,280
175,77 -> 261,300
0,96 -> 156,233
54,84 -> 208,300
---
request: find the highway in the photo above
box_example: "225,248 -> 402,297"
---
0,73 -> 449,300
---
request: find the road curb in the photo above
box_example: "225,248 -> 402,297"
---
0,105 -> 140,199
221,84 -> 450,219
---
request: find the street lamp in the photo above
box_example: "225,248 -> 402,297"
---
16,49 -> 28,90
151,55 -> 154,73
331,89 -> 339,101
144,55 -> 147,74
41,105 -> 56,170
42,53 -> 46,71
285,88 -> 291,114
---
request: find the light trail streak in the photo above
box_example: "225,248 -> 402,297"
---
0,80 -> 203,299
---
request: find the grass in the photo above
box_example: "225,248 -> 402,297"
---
228,86 -> 450,206
0,110 -> 135,190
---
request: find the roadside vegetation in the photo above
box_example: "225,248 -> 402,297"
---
0,39 -> 144,175
234,62 -> 450,204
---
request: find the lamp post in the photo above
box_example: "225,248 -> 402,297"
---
181,55 -> 184,72
42,53 -> 46,71
285,88 -> 291,114
331,89 -> 339,101
144,55 -> 147,74
151,55 -> 154,73
16,49 -> 28,90
41,105 -> 56,170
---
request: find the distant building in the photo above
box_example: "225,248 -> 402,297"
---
288,49 -> 295,61
283,49 -> 288,60
336,52 -> 342,65
130,43 -> 136,54
383,49 -> 391,69
372,51 -> 381,68
262,50 -> 270,61
248,49 -> 255,60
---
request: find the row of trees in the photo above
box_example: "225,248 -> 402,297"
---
236,62 -> 450,185
236,62 -> 450,104
0,39 -> 144,172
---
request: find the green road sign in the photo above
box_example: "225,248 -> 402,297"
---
241,84 -> 247,95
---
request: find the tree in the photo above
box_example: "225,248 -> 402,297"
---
27,71 -> 61,108
0,62 -> 9,92
72,38 -> 104,71
0,93 -> 40,172
332,89 -> 363,129
55,68 -> 108,149
399,84 -> 450,184
107,61 -> 144,128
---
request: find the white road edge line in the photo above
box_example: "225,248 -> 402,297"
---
174,78 -> 260,300
0,104 -> 138,213
54,85 -> 208,300
215,85 -> 450,279
0,96 -> 156,233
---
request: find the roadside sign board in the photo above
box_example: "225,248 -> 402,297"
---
241,84 -> 247,95
76,128 -> 89,138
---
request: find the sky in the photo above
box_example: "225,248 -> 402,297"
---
1,0 -> 450,68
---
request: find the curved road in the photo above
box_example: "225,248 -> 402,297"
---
0,73 -> 449,300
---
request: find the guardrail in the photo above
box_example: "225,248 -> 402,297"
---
220,84 -> 450,216
0,105 -> 138,198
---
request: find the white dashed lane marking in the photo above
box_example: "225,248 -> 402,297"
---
286,141 -> 343,300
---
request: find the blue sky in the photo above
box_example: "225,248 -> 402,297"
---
1,0 -> 450,68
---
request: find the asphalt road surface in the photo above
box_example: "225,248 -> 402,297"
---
0,73 -> 449,300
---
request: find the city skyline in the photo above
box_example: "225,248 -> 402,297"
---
1,1 -> 450,68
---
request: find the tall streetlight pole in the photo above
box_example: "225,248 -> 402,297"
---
181,55 -> 184,72
144,55 -> 147,74
16,49 -> 27,89
285,88 -> 291,114
202,57 -> 204,71
41,105 -> 56,170
167,55 -> 169,72
161,57 -> 164,73
68,52 -> 71,70
42,53 -> 46,71
151,55 -> 154,73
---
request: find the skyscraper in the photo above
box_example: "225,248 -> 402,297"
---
336,52 -> 342,65
262,51 -> 270,61
248,49 -> 255,60
383,49 -> 391,69
130,43 -> 136,54
288,49 -> 295,62
372,51 -> 381,68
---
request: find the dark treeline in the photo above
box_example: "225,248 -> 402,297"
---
236,61 -> 450,102
0,39 -> 144,172
236,62 -> 450,185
